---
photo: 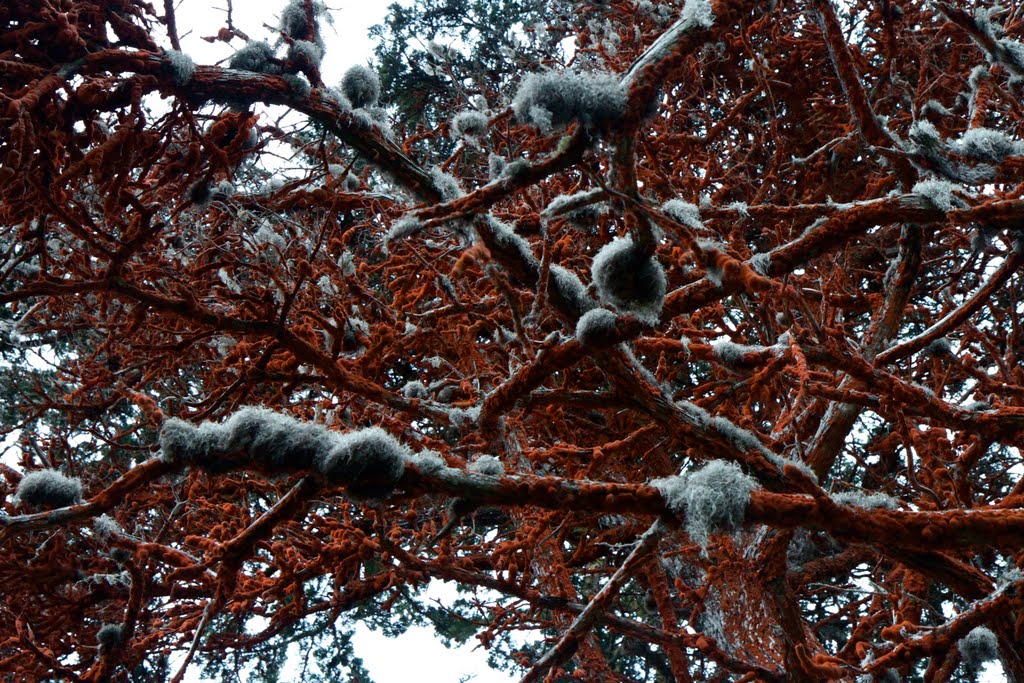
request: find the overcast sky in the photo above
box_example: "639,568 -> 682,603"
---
174,0 -> 386,80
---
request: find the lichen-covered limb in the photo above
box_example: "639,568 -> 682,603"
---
0,457 -> 177,533
621,0 -> 717,133
804,223 -> 923,480
16,440 -> 1024,554
403,462 -> 1024,555
745,493 -> 1024,551
868,573 -> 1023,674
811,0 -> 915,182
934,2 -> 1024,78
519,520 -> 666,683
663,194 -> 1024,318
876,246 -> 1024,364
377,539 -> 776,681
478,320 -> 648,431
4,449 -> 1024,676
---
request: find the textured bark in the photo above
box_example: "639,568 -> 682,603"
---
1,0 -> 1023,681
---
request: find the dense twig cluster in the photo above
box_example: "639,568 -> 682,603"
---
2,0 -> 1024,681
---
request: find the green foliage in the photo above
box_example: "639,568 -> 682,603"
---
199,610 -> 373,683
370,0 -> 569,136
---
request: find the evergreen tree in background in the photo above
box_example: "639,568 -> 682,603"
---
2,0 -> 1024,681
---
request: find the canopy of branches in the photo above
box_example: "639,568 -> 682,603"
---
2,0 -> 1024,681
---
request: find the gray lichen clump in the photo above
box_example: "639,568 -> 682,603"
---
430,167 -> 464,201
288,40 -> 325,68
911,179 -> 962,212
652,460 -> 757,552
15,469 -> 83,509
661,199 -> 704,231
451,110 -> 489,139
926,337 -> 953,356
283,74 -> 312,96
341,65 -> 381,109
468,455 -> 505,476
96,623 -> 124,650
159,408 -> 408,499
161,409 -> 318,470
833,490 -> 899,510
229,41 -> 282,75
548,264 -> 596,319
950,128 -> 1023,162
681,0 -> 715,28
575,308 -> 619,347
958,626 -> 999,670
164,50 -> 195,86
401,380 -> 429,399
279,0 -> 329,40
511,70 -> 627,134
711,339 -> 768,367
316,427 -> 408,499
591,236 -> 666,322
385,215 -> 423,248
93,514 -> 121,539
487,153 -> 507,179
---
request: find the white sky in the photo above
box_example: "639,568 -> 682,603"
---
173,0 -> 385,81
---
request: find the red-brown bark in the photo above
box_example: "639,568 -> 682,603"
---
2,0 -> 1024,681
